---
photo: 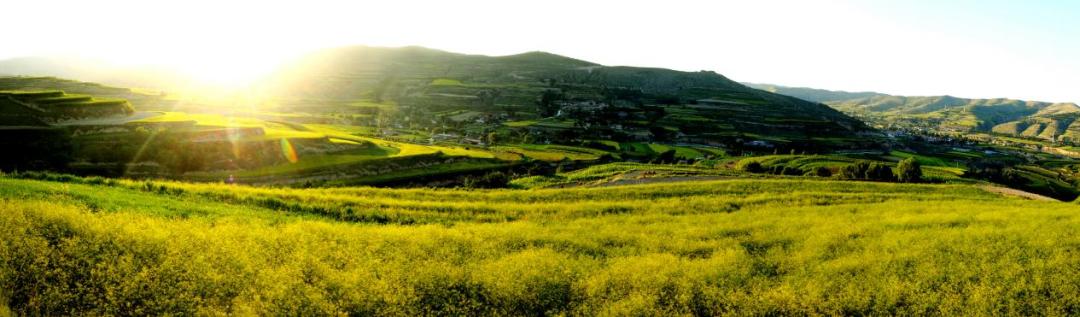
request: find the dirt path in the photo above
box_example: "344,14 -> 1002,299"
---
981,186 -> 1059,202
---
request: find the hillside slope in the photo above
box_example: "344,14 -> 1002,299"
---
754,82 -> 1080,141
830,95 -> 1080,139
267,46 -> 871,150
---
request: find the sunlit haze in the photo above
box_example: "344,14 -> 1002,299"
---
2,0 -> 1078,102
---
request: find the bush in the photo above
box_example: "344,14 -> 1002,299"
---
839,161 -> 894,182
650,150 -> 677,164
738,161 -> 765,173
896,158 -> 922,183
463,171 -> 510,189
866,163 -> 895,182
839,161 -> 871,180
810,166 -> 832,177
782,166 -> 804,176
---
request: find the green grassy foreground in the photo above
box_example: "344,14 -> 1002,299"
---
2,175 -> 1080,315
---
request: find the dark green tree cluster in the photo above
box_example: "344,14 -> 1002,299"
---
536,90 -> 564,117
839,161 -> 895,182
809,166 -> 832,177
650,150 -> 677,164
895,157 -> 923,183
462,171 -> 510,189
769,165 -> 804,176
737,161 -> 765,173
736,160 -> 805,176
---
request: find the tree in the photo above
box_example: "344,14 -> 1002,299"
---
738,161 -> 765,173
649,126 -> 671,142
652,150 -> 677,164
781,166 -> 803,176
486,132 -> 497,145
865,163 -> 894,181
462,171 -> 510,189
537,89 -> 563,117
896,157 -> 922,183
810,166 -> 832,177
839,161 -> 871,179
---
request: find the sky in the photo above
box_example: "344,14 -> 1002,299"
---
1,0 -> 1078,102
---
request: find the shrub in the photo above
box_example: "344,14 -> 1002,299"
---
866,163 -> 895,181
839,161 -> 871,180
651,150 -> 677,164
896,158 -> 922,183
781,166 -> 804,176
810,166 -> 832,177
463,171 -> 510,189
738,161 -> 765,173
839,161 -> 894,181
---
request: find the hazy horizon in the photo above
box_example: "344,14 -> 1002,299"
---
2,0 -> 1078,103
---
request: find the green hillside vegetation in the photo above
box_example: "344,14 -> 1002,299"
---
0,89 -> 134,122
752,82 -> 1080,144
0,78 -> 532,185
510,162 -> 739,188
823,94 -> 1080,142
0,68 -> 869,190
3,173 -> 1080,315
268,46 -> 874,152
0,76 -> 172,110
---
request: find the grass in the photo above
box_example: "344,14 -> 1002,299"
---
135,112 -> 325,140
510,162 -> 737,188
739,154 -> 855,171
492,144 -> 607,162
305,124 -> 470,158
889,150 -> 951,167
503,120 -> 537,127
185,146 -> 400,179
431,78 -> 463,86
3,174 -> 1080,314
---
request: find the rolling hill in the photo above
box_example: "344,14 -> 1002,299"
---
0,56 -> 189,91
267,46 -> 873,150
2,47 -> 875,151
752,83 -> 1080,142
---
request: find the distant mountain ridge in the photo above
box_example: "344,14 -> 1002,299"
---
744,83 -> 888,103
0,56 -> 189,90
752,82 -> 1080,142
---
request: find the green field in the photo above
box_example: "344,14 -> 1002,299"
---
492,144 -> 609,162
511,162 -> 739,188
3,173 -> 1080,315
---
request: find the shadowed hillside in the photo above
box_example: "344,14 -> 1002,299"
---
267,46 -> 872,150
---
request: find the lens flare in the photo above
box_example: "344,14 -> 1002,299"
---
280,138 -> 299,163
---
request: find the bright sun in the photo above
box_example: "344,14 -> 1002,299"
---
105,43 -> 304,89
172,52 -> 286,88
